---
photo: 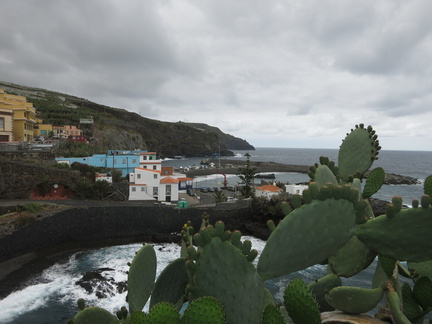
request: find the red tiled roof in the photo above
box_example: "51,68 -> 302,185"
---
160,177 -> 179,184
177,177 -> 193,181
256,185 -> 283,192
135,167 -> 161,173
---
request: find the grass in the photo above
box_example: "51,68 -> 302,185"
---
0,203 -> 68,236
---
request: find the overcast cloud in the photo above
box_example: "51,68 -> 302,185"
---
1,0 -> 432,150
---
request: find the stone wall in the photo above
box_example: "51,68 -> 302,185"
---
0,158 -> 80,199
0,205 -> 252,279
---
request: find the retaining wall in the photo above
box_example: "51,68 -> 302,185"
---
0,205 -> 252,279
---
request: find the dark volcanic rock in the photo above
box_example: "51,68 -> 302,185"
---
383,173 -> 420,185
76,267 -> 127,299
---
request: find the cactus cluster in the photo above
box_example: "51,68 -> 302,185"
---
69,125 -> 432,324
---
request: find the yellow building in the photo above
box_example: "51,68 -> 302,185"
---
0,106 -> 14,142
34,118 -> 53,139
0,89 -> 38,142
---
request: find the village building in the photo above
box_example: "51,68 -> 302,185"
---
52,125 -> 83,139
0,105 -> 14,142
0,89 -> 38,142
285,184 -> 308,195
33,118 -> 53,139
255,184 -> 283,199
55,149 -> 148,176
128,152 -> 193,202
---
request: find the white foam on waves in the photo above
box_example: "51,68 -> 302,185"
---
0,237 -> 269,322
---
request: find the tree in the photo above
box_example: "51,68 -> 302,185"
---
214,190 -> 226,203
237,153 -> 257,198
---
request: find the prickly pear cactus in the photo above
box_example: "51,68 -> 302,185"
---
181,296 -> 225,324
144,302 -> 181,324
308,273 -> 341,312
149,257 -> 187,310
325,285 -> 384,315
261,304 -> 286,324
127,244 -> 157,313
338,124 -> 381,182
283,278 -> 321,324
72,306 -> 120,324
258,184 -> 360,280
328,236 -> 376,278
187,224 -> 267,324
363,167 -> 385,199
356,203 -> 432,262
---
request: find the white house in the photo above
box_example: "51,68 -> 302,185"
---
285,184 -> 308,195
128,152 -> 193,202
95,172 -> 112,183
255,184 -> 283,199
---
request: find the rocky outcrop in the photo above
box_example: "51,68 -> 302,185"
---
382,173 -> 420,185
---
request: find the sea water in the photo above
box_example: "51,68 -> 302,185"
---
1,148 -> 431,323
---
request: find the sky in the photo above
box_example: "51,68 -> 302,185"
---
1,1 -> 432,151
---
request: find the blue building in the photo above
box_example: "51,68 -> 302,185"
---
55,150 -> 148,176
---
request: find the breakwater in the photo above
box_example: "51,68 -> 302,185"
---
186,160 -> 419,185
0,203 -> 252,282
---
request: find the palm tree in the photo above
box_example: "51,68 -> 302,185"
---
214,190 -> 227,203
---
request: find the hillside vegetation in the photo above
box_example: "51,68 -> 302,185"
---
0,81 -> 254,157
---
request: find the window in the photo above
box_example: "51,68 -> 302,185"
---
141,186 -> 146,192
122,159 -> 127,164
143,156 -> 147,160
153,166 -> 157,170
166,185 -> 171,195
153,174 -> 158,179
153,187 -> 158,196
132,159 -> 137,164
0,118 -> 4,130
164,170 -> 169,175
137,174 -> 141,179
132,187 -> 136,192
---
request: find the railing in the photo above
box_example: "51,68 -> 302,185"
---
0,140 -> 60,152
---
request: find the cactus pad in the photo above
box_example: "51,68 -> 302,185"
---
338,124 -> 380,181
413,276 -> 432,310
261,304 -> 285,324
258,198 -> 357,280
312,164 -> 338,187
72,306 -> 119,324
182,296 -> 225,324
308,273 -> 342,312
283,278 -> 321,324
128,244 -> 157,313
408,260 -> 432,280
149,257 -> 187,310
424,175 -> 432,197
325,286 -> 384,314
356,206 -> 432,262
190,237 -> 266,324
145,302 -> 180,324
401,283 -> 423,322
363,167 -> 385,198
328,236 -> 376,277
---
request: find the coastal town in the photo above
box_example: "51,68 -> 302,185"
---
1,86 -> 430,324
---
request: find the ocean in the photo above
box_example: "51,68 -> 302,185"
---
0,148 -> 431,323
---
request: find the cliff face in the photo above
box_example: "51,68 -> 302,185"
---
0,81 -> 255,157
